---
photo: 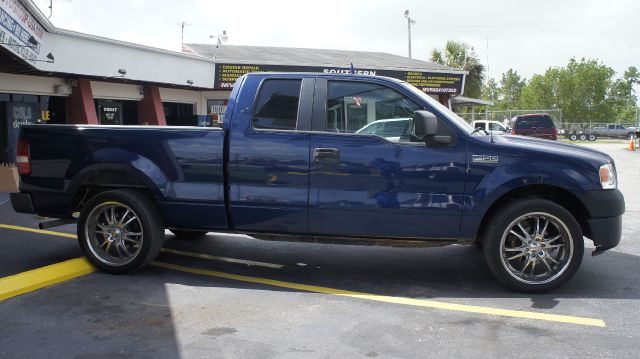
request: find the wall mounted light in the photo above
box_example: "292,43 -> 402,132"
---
186,80 -> 194,85
31,52 -> 55,63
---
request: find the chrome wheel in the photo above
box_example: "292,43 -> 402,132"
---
499,212 -> 573,285
84,201 -> 143,266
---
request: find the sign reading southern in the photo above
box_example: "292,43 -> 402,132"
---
0,0 -> 45,63
214,63 -> 464,94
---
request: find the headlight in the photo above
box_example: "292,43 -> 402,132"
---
599,163 -> 617,190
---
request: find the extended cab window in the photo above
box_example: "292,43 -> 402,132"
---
253,79 -> 302,130
326,81 -> 421,142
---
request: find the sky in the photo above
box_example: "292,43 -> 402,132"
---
32,0 -> 640,83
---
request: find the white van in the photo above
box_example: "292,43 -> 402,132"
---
471,120 -> 509,135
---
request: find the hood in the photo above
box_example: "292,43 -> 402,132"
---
490,135 -> 614,165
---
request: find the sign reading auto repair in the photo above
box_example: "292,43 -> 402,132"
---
214,63 -> 464,94
0,0 -> 45,62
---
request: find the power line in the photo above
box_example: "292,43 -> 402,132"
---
413,10 -> 640,29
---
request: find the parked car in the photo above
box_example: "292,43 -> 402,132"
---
471,120 -> 508,135
356,118 -> 411,141
11,72 -> 624,292
510,114 -> 558,140
591,124 -> 636,139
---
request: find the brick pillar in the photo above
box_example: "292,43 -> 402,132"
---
138,85 -> 167,126
66,78 -> 98,124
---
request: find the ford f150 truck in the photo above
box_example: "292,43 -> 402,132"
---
10,73 -> 625,292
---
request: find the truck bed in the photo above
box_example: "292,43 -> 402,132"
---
19,124 -> 228,230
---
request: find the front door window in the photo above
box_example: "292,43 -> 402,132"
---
327,81 -> 422,142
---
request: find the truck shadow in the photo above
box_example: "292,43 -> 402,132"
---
162,234 -> 640,310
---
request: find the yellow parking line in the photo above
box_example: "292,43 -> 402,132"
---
0,224 -> 77,239
0,224 -> 284,269
0,258 -> 95,301
152,261 -> 606,328
160,248 -> 284,269
0,223 -> 607,327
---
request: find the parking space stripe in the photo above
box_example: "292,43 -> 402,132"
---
1,224 -> 285,269
160,248 -> 284,269
0,224 -> 77,239
0,258 -> 95,301
152,261 -> 607,328
0,223 -> 607,327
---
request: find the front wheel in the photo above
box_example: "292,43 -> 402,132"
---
481,199 -> 584,292
77,189 -> 164,273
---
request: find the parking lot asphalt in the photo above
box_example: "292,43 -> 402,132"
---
1,142 -> 639,358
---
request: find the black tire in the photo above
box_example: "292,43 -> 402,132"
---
77,189 -> 164,273
589,134 -> 597,141
481,198 -> 584,292
569,134 -> 577,141
169,229 -> 209,239
579,134 -> 587,141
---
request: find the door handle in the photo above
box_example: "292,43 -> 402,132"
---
313,148 -> 340,164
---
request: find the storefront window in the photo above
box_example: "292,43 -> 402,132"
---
207,99 -> 227,126
164,102 -> 195,126
97,100 -> 122,125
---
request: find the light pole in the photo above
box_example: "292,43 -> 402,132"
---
462,46 -> 476,69
403,10 -> 416,58
181,22 -> 185,50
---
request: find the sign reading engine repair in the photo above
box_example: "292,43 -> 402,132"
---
214,63 -> 464,94
0,0 -> 45,62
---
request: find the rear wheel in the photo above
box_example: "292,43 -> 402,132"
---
482,199 -> 583,292
569,134 -> 578,141
169,229 -> 209,240
589,134 -> 597,141
579,134 -> 587,141
78,189 -> 164,273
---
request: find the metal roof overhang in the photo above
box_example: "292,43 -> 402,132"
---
451,95 -> 493,107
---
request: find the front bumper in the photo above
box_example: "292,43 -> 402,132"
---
10,193 -> 35,214
587,216 -> 622,255
581,189 -> 625,255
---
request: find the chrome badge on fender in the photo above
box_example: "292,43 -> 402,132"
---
472,155 -> 499,164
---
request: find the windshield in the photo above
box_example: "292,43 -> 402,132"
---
403,82 -> 475,135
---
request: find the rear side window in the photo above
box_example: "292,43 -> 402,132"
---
253,79 -> 302,130
514,115 -> 555,129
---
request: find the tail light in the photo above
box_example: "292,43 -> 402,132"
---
16,139 -> 31,175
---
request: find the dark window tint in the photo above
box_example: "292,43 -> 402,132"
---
514,115 -> 555,129
253,79 -> 301,130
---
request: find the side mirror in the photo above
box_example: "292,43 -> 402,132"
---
413,110 -> 438,137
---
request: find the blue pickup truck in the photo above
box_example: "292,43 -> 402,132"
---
10,73 -> 624,292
